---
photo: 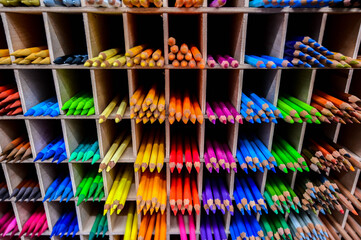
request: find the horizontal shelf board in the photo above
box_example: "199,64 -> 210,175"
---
0,6 -> 361,14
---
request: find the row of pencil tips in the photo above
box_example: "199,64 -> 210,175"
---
0,135 -> 32,163
0,84 -> 22,116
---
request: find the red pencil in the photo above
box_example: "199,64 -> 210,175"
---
191,175 -> 200,214
191,137 -> 200,173
170,174 -> 176,210
176,135 -> 183,173
184,136 -> 193,173
170,136 -> 177,173
176,172 -> 183,210
183,172 -> 191,209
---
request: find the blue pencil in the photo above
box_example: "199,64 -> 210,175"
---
285,40 -> 307,50
241,102 -> 255,117
234,210 -> 248,238
249,55 -> 277,69
250,141 -> 270,170
245,55 -> 266,68
253,137 -> 277,167
249,93 -> 272,112
234,178 -> 251,215
236,149 -> 248,174
239,178 -> 257,213
241,137 -> 263,171
238,139 -> 255,169
246,176 -> 268,213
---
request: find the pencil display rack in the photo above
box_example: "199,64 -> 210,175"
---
0,3 -> 361,240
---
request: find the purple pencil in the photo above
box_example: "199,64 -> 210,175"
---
216,55 -> 229,68
222,143 -> 237,173
204,152 -> 213,173
212,140 -> 226,169
210,0 -> 227,7
212,102 -> 226,124
200,215 -> 207,240
225,102 -> 243,124
211,213 -> 221,240
218,179 -> 231,212
224,55 -> 239,68
204,214 -> 213,240
214,162 -> 220,173
219,102 -> 234,123
216,215 -> 227,240
3,217 -> 17,236
205,139 -> 217,167
202,191 -> 210,215
206,102 -> 216,124
204,178 -> 214,210
211,178 -> 222,211
207,55 -> 216,68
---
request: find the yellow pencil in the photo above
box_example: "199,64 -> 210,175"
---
99,130 -> 127,172
149,130 -> 160,172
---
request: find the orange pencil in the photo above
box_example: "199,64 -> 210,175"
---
170,45 -> 179,54
182,115 -> 189,124
315,89 -> 354,111
189,103 -> 197,124
169,115 -> 175,124
141,49 -> 154,60
183,172 -> 191,209
176,134 -> 183,173
175,93 -> 183,122
312,94 -> 337,110
185,50 -> 192,61
192,98 -> 203,124
191,46 -> 202,62
138,214 -> 150,240
180,43 -> 189,54
144,213 -> 156,240
168,37 -> 176,46
0,89 -> 16,99
170,136 -> 177,173
175,0 -> 184,7
189,58 -> 196,68
191,175 -> 200,214
9,100 -> 21,109
181,60 -> 188,68
177,52 -> 184,61
183,91 -> 191,118
176,172 -> 183,209
154,212 -> 161,240
169,52 -> 176,61
197,59 -> 205,69
159,110 -> 166,124
152,49 -> 162,61
172,60 -> 180,67
169,94 -> 176,116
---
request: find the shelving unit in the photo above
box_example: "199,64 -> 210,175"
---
0,2 -> 361,240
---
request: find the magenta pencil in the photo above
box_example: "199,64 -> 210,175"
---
32,214 -> 47,238
205,139 -> 217,166
210,0 -> 227,7
212,102 -> 226,124
189,213 -> 196,240
222,143 -> 237,173
224,55 -> 239,68
227,103 -> 242,124
204,152 -> 213,173
0,212 -> 12,226
19,212 -> 37,237
3,217 -> 17,236
207,55 -> 216,68
9,223 -> 19,238
220,144 -> 230,173
37,221 -> 48,236
214,162 -> 220,173
212,140 -> 226,169
206,102 -> 216,124
216,55 -> 229,68
219,102 -> 234,123
178,214 -> 187,240
26,211 -> 42,236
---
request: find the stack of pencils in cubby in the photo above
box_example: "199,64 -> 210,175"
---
168,37 -> 205,68
0,84 -> 22,116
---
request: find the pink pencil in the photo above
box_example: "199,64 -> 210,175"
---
37,221 -> 48,236
0,212 -> 12,226
26,211 -> 43,236
216,55 -> 229,68
207,55 -> 216,68
204,152 -> 212,173
224,55 -> 239,68
206,102 -> 216,124
212,102 -> 226,124
212,140 -> 226,169
189,213 -> 196,240
178,214 -> 188,240
2,216 -> 16,236
222,143 -> 237,173
225,102 -> 243,124
32,214 -> 47,238
9,223 -> 19,238
220,143 -> 230,173
205,139 -> 217,167
219,101 -> 235,123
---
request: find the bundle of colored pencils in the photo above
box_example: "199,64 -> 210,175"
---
303,138 -> 359,173
50,211 -> 78,238
11,47 -> 49,65
312,90 -> 361,124
9,179 -> 40,202
174,0 -> 203,7
237,135 -> 277,173
61,92 -> 95,116
86,0 -> 120,7
294,173 -> 354,215
89,212 -> 108,240
0,211 -> 18,237
24,97 -> 60,117
205,138 -> 237,173
138,211 -> 166,240
75,170 -> 104,205
20,207 -> 48,238
44,0 -> 80,6
278,94 -> 324,124
99,130 -> 132,172
260,214 -> 292,240
0,135 -> 32,163
284,36 -> 361,68
168,37 -> 205,68
0,180 -> 9,201
169,132 -> 200,173
170,171 -> 200,215
245,55 -> 294,69
0,49 -> 11,65
123,202 -> 138,240
250,0 -> 342,7
136,170 -> 166,215
345,214 -> 361,240
206,101 -> 242,124
130,85 -> 165,124
207,54 -> 239,68
134,128 -> 165,173
241,93 -> 281,124
203,174 -> 233,215
288,211 -> 329,240
265,174 -> 301,214
123,0 -> 163,7
234,175 -> 267,215
99,94 -> 128,123
54,54 -> 88,65
320,214 -> 350,240
272,136 -> 309,173
0,84 -> 22,116
201,212 -> 227,240
169,90 -> 203,124
103,166 -> 133,215
1,0 -> 39,6
34,137 -> 67,163
178,212 -> 196,240
43,175 -> 73,202
230,210 -> 265,240
69,138 -> 100,164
